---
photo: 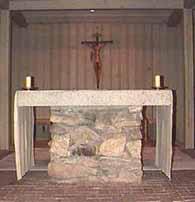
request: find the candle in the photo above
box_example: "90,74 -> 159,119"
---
155,75 -> 161,88
25,76 -> 32,90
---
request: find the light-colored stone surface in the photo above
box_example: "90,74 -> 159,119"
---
16,90 -> 173,107
49,106 -> 143,183
123,128 -> 142,140
50,136 -> 70,157
69,127 -> 101,146
50,123 -> 73,135
48,162 -> 97,179
126,140 -> 142,158
99,137 -> 126,157
111,110 -> 142,129
99,157 -> 142,170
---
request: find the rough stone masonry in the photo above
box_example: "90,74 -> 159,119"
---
48,106 -> 143,183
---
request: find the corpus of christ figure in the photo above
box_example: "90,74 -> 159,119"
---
81,33 -> 113,89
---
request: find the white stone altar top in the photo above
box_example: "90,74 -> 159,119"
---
16,90 -> 172,106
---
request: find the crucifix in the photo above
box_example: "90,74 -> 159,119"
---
81,33 -> 113,89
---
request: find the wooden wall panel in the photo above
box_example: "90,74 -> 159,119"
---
0,10 -> 10,150
11,19 -> 184,143
110,23 -> 120,89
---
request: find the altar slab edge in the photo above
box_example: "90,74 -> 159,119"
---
16,90 -> 173,107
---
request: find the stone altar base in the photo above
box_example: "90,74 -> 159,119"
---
48,106 -> 143,183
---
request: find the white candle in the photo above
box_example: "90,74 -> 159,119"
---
155,75 -> 161,88
25,76 -> 32,89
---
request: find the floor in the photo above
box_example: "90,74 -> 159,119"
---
0,171 -> 195,202
0,141 -> 195,202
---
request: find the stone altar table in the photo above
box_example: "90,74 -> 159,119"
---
14,90 -> 173,180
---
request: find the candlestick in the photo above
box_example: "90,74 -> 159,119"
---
155,75 -> 161,89
25,76 -> 32,90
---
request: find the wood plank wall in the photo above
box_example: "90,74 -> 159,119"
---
11,19 -> 184,143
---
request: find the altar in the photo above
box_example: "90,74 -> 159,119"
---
14,90 -> 173,180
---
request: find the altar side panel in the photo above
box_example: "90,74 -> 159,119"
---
14,105 -> 34,180
155,106 -> 172,178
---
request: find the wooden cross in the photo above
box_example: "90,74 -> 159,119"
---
81,33 -> 113,89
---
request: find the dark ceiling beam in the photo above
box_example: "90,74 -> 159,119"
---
184,0 -> 193,8
167,9 -> 183,27
0,0 -> 9,9
184,0 -> 195,8
9,0 -> 184,11
11,12 -> 28,28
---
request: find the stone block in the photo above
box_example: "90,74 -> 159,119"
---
99,137 -> 126,157
126,140 -> 142,158
49,136 -> 70,157
49,106 -> 143,183
69,126 -> 102,146
48,161 -> 98,179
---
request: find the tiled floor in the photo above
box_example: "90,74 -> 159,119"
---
0,171 -> 195,201
0,143 -> 195,202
